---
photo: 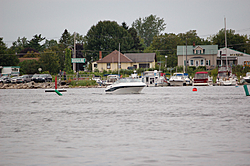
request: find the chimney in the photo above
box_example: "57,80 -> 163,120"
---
99,51 -> 102,60
193,42 -> 195,47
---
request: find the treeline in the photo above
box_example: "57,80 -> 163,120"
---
0,14 -> 250,74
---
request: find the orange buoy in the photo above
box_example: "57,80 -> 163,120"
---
192,88 -> 197,92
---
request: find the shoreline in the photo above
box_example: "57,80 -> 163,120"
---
0,81 -> 105,89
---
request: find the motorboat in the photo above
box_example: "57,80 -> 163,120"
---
184,73 -> 192,86
169,73 -> 186,86
243,72 -> 250,83
193,71 -> 213,86
105,78 -> 146,94
216,67 -> 238,86
141,70 -> 166,87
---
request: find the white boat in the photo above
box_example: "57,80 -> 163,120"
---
216,67 -> 238,86
141,70 -> 166,87
105,78 -> 146,94
169,73 -> 186,86
243,72 -> 250,83
184,73 -> 192,85
193,71 -> 213,86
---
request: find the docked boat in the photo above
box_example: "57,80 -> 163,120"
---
169,73 -> 186,86
105,78 -> 146,94
141,70 -> 167,87
243,72 -> 250,83
184,73 -> 192,86
216,67 -> 238,86
193,71 -> 213,86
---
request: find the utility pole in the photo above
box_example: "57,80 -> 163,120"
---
185,38 -> 187,73
73,32 -> 76,72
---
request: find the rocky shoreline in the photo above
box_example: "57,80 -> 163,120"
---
0,81 -> 105,89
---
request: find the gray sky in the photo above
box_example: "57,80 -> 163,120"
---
1,0 -> 250,47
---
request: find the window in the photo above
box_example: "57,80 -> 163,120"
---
107,63 -> 110,69
190,60 -> 194,66
196,50 -> 201,54
203,49 -> 205,54
206,60 -> 210,66
201,59 -> 204,66
94,64 -> 97,68
196,61 -> 199,66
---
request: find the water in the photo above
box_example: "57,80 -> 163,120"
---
0,86 -> 250,166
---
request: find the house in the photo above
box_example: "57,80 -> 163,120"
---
92,50 -> 156,72
217,47 -> 250,67
177,44 -> 218,70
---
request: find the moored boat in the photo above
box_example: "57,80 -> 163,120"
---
169,73 -> 186,86
193,71 -> 213,86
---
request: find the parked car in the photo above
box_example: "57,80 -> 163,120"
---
16,75 -> 33,83
11,76 -> 18,83
32,74 -> 52,82
0,76 -> 11,83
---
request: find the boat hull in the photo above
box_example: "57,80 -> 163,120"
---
105,85 -> 145,94
169,81 -> 185,86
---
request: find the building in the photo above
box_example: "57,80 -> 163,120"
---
92,50 -> 156,72
177,45 -> 218,70
0,66 -> 20,76
217,47 -> 250,67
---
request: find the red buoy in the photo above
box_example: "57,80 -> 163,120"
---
192,88 -> 197,92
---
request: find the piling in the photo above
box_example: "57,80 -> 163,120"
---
243,85 -> 250,96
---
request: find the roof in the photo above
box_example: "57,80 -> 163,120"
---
195,71 -> 208,74
96,50 -> 132,63
177,45 -> 218,55
95,51 -> 157,63
125,53 -> 156,62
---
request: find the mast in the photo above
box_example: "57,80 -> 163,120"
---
225,17 -> 228,70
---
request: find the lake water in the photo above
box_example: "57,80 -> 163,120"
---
0,86 -> 250,166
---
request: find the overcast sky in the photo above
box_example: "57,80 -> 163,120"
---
1,0 -> 250,47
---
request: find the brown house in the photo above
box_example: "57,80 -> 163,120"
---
92,50 -> 156,72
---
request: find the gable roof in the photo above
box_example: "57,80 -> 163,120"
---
96,50 -> 132,63
125,53 -> 156,62
177,45 -> 218,55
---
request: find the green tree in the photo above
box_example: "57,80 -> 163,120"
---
59,29 -> 72,49
0,37 -> 19,66
18,60 -> 40,74
209,28 -> 249,53
39,49 -> 59,74
84,20 -> 134,61
132,14 -> 166,47
64,48 -> 73,73
29,34 -> 46,52
10,37 -> 29,53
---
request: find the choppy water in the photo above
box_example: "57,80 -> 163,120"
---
0,86 -> 250,166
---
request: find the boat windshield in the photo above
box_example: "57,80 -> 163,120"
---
113,78 -> 141,84
218,72 -> 228,78
195,73 -> 208,79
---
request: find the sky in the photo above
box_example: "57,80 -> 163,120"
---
1,0 -> 250,47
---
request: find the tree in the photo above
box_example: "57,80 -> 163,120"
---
132,14 -> 166,47
0,37 -> 19,66
84,20 -> 134,61
59,29 -> 72,49
18,60 -> 40,74
64,48 -> 73,73
209,28 -> 249,54
29,34 -> 46,52
39,49 -> 59,74
10,37 -> 29,53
